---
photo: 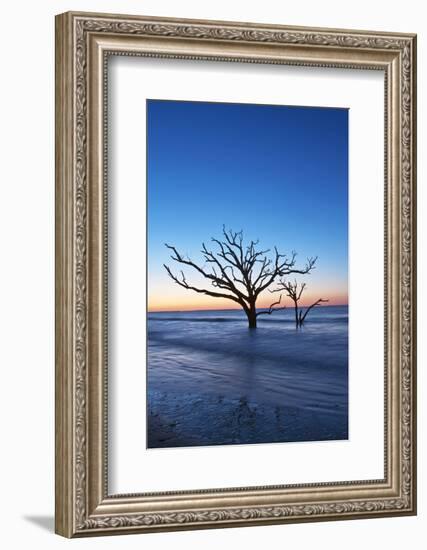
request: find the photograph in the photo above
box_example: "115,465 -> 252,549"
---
147,99 -> 349,448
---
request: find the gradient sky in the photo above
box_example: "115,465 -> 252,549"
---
147,99 -> 348,311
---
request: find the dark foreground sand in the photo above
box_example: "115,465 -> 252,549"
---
148,390 -> 347,448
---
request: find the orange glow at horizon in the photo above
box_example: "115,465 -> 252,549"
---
148,290 -> 349,312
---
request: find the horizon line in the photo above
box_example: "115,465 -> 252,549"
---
147,303 -> 348,314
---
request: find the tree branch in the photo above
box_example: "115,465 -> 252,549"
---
256,294 -> 286,317
299,298 -> 329,323
163,264 -> 242,304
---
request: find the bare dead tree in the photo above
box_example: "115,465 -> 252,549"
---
273,279 -> 328,327
163,227 -> 317,328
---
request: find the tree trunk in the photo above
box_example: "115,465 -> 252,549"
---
293,299 -> 300,327
246,302 -> 257,328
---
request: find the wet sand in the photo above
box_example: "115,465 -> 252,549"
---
148,389 -> 348,448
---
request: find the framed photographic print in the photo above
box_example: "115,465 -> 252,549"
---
55,11 -> 417,537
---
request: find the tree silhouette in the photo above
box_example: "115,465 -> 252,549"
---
273,279 -> 328,327
163,227 -> 317,328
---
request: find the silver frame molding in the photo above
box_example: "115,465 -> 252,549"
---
55,11 -> 417,538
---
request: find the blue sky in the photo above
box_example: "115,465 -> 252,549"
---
147,99 -> 348,310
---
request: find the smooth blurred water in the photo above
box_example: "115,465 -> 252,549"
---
147,306 -> 348,447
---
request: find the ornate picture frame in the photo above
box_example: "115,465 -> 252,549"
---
55,11 -> 417,537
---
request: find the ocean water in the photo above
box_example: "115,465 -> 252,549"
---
147,305 -> 348,448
